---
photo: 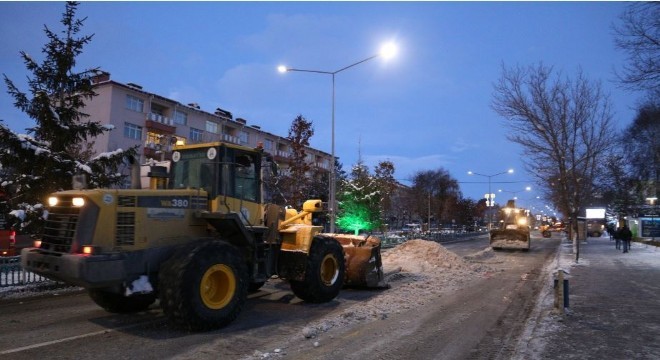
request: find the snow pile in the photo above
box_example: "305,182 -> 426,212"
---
295,240 -> 495,341
384,239 -> 481,273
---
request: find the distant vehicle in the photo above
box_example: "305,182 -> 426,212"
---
0,217 -> 16,257
401,223 -> 422,233
490,200 -> 531,251
587,219 -> 606,237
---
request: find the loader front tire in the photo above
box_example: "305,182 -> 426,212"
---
159,241 -> 248,331
89,289 -> 156,313
290,236 -> 345,303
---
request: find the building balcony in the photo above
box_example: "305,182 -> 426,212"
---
145,113 -> 176,133
222,133 -> 240,144
143,144 -> 172,161
274,150 -> 292,163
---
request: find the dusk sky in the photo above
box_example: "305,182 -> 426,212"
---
0,2 -> 640,209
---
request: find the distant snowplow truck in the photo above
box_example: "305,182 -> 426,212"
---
489,200 -> 531,251
22,141 -> 386,331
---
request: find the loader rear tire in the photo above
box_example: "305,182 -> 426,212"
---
89,289 -> 156,313
159,241 -> 248,331
290,235 -> 345,303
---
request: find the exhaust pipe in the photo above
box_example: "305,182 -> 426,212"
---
129,156 -> 141,189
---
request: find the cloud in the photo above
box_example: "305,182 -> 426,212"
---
450,137 -> 479,153
361,153 -> 455,182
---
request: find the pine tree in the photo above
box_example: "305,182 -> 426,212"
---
336,161 -> 383,234
0,2 -> 136,234
274,114 -> 315,208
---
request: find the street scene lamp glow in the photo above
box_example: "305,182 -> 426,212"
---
467,169 -> 515,230
379,42 -> 398,60
276,42 -> 399,233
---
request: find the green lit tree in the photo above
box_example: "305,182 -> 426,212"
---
336,160 -> 385,235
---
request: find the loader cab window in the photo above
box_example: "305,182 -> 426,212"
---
221,149 -> 260,203
169,147 -> 218,197
171,146 -> 260,202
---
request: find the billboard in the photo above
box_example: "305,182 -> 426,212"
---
585,208 -> 606,219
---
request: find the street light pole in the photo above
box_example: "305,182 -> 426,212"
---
278,43 -> 397,233
468,169 -> 514,230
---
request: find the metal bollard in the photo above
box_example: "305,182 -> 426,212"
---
554,270 -> 569,312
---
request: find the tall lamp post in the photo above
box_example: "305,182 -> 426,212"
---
647,197 -> 658,241
468,169 -> 514,230
278,42 -> 398,233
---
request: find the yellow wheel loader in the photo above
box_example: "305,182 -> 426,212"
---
21,141 -> 385,331
489,200 -> 531,251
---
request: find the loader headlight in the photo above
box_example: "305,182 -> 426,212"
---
517,217 -> 528,226
72,197 -> 85,207
48,197 -> 59,207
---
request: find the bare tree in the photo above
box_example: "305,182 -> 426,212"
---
613,3 -> 660,93
410,169 -> 461,229
492,63 -> 616,238
622,100 -> 660,200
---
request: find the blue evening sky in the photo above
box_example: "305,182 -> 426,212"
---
0,2 -> 639,207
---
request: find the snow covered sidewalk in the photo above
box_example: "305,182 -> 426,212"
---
514,237 -> 660,359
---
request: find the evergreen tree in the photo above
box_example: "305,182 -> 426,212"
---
337,161 -> 383,234
0,2 -> 136,234
273,114 -> 315,208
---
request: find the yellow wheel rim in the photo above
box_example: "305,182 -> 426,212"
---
320,254 -> 339,286
200,264 -> 236,310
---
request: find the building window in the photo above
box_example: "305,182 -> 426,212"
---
124,123 -> 142,140
145,131 -> 161,148
190,128 -> 203,143
264,139 -> 274,151
239,130 -> 249,145
126,95 -> 144,113
174,110 -> 187,125
206,120 -> 219,134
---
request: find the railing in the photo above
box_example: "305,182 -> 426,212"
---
376,230 -> 487,249
222,133 -> 239,144
146,112 -> 173,126
0,256 -> 50,288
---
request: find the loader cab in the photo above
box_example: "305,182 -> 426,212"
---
169,143 -> 263,205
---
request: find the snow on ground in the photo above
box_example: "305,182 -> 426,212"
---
299,240 -> 496,338
511,237 -> 599,360
244,239 -> 497,359
0,280 -> 82,300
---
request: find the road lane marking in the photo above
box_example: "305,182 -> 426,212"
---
0,321 -> 153,355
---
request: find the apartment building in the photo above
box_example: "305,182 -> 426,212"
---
85,72 -> 332,177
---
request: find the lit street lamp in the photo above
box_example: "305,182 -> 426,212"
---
498,186 -> 532,201
278,42 -> 398,233
468,169 -> 514,230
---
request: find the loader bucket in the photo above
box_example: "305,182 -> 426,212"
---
489,229 -> 530,250
326,234 -> 389,289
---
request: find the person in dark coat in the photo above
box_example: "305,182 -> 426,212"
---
614,226 -> 622,250
619,225 -> 633,253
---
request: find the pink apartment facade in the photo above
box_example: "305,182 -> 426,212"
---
85,72 -> 332,179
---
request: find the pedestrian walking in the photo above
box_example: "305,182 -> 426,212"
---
614,226 -> 622,250
620,225 -> 633,253
607,223 -> 615,241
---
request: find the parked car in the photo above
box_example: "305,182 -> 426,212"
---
0,217 -> 16,257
